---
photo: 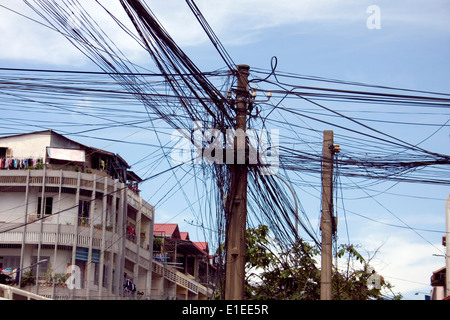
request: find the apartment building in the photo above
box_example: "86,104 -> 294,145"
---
0,130 -> 212,300
153,223 -> 217,299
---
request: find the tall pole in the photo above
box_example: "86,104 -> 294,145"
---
225,64 -> 250,300
320,130 -> 334,300
446,195 -> 450,298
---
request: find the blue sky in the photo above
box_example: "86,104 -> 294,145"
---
0,0 -> 449,300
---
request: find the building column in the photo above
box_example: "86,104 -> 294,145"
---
51,169 -> 63,299
69,171 -> 81,299
146,207 -> 155,300
98,176 -> 108,299
19,169 -> 31,287
120,185 -> 128,297
36,166 -> 47,295
133,196 -> 142,297
114,183 -> 126,299
86,174 -> 96,299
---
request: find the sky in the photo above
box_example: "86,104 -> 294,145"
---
0,0 -> 449,300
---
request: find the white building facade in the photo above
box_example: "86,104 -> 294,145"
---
0,130 -> 211,300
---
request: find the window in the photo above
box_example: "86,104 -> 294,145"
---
78,200 -> 90,226
75,260 -> 86,289
37,197 -> 53,216
94,263 -> 99,285
78,200 -> 90,218
2,256 -> 20,270
0,147 -> 12,158
31,256 -> 49,278
102,265 -> 108,288
90,154 -> 108,171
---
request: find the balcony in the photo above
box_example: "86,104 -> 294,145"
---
0,223 -> 111,251
0,169 -> 154,219
151,259 -> 212,298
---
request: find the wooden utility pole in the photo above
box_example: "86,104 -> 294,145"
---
225,64 -> 250,300
320,130 -> 335,300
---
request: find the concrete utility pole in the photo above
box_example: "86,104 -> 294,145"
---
320,130 -> 335,300
446,195 -> 450,298
225,64 -> 250,300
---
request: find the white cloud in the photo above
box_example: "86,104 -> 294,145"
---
0,0 -> 147,66
0,0 -> 379,66
0,2 -> 81,65
355,231 -> 444,298
1,1 -> 448,66
155,0 -> 362,45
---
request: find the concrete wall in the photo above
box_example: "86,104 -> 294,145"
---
0,132 -> 50,159
0,190 -> 104,226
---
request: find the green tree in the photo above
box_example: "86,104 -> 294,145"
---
244,225 -> 402,300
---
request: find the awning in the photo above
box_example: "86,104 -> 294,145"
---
47,147 -> 85,162
75,247 -> 100,263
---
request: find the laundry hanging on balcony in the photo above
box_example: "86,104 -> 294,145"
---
0,157 -> 43,169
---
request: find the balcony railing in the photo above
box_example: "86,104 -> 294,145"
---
0,283 -> 51,300
151,259 -> 212,296
0,229 -> 107,251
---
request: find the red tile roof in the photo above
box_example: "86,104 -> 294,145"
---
180,232 -> 190,241
154,224 -> 211,258
193,242 -> 209,255
153,223 -> 181,239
